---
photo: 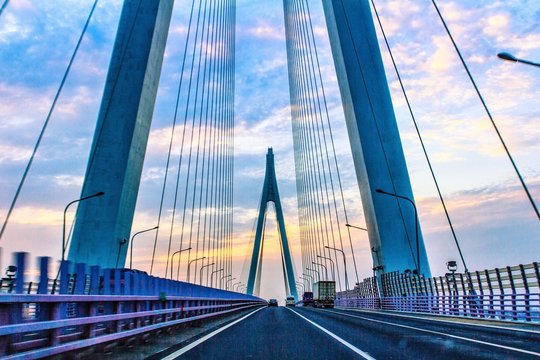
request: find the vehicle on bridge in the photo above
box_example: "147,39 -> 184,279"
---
302,291 -> 314,306
268,299 -> 278,306
313,281 -> 336,308
285,296 -> 295,307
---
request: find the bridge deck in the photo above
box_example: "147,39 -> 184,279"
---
154,306 -> 540,359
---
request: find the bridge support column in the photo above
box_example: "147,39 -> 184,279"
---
68,0 -> 174,268
322,0 -> 431,276
246,149 -> 298,300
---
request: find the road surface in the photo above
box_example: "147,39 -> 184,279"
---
153,306 -> 540,359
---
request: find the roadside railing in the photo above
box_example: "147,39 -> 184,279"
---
337,261 -> 540,323
336,293 -> 540,322
0,252 -> 266,358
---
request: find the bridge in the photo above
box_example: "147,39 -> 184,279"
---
0,0 -> 539,358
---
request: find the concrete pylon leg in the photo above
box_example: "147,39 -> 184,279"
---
68,0 -> 174,268
323,0 -> 430,276
247,149 -> 299,300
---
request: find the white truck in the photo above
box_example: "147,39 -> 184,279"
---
313,281 -> 336,308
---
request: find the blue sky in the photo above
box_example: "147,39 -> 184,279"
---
0,0 -> 539,301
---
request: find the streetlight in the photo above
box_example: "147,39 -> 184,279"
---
295,281 -> 304,294
187,257 -> 206,283
129,226 -> 158,269
225,277 -> 236,290
325,245 -> 349,291
199,262 -> 215,286
306,267 -> 320,282
497,52 -> 540,68
317,255 -> 336,281
210,268 -> 224,288
232,281 -> 242,291
375,188 -> 420,275
62,191 -> 105,261
220,274 -> 232,289
345,223 -> 368,231
312,262 -> 328,280
170,247 -> 192,279
300,276 -> 311,291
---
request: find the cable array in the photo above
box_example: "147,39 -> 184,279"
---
149,0 -> 236,288
283,0 -> 360,292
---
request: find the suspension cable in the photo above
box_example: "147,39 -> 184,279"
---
431,0 -> 539,222
0,0 -> 99,242
370,0 -> 468,271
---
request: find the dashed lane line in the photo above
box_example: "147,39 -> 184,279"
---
287,307 -> 376,360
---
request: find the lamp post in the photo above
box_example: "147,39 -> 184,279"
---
232,281 -> 242,292
325,245 -> 349,291
375,188 -> 420,275
199,262 -> 215,286
295,281 -> 304,294
62,191 -> 104,261
220,274 -> 232,289
312,262 -> 328,280
170,247 -> 192,279
300,275 -> 312,291
225,277 -> 236,290
210,268 -> 224,288
345,223 -> 368,231
187,257 -> 206,283
317,255 -> 336,281
497,52 -> 540,68
129,226 -> 158,269
306,267 -> 320,282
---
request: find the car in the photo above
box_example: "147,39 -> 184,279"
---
285,296 -> 295,307
268,299 -> 278,306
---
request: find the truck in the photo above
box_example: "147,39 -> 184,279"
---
312,281 -> 336,308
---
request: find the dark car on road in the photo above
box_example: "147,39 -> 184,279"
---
268,299 -> 278,306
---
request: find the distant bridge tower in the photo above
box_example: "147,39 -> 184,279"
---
246,149 -> 299,300
68,0 -> 174,268
323,0 -> 431,276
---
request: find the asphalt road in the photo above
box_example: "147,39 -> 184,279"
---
155,306 -> 540,359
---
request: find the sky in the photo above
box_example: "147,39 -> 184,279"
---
0,0 -> 539,302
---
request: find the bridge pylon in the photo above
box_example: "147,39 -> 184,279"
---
322,0 -> 431,276
68,0 -> 174,268
246,149 -> 298,300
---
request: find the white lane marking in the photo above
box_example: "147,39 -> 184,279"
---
287,308 -> 376,360
324,309 -> 540,357
343,308 -> 540,335
161,306 -> 265,360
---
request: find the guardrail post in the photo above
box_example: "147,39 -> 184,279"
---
495,268 -> 505,320
37,256 -> 49,294
103,269 -> 112,295
484,269 -> 495,318
59,260 -> 71,295
507,266 -> 517,320
519,264 -> 531,322
125,271 -> 132,295
74,263 -> 86,295
14,252 -> 26,294
90,265 -> 100,295
114,269 -> 121,295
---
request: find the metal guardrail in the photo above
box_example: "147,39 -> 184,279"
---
0,294 -> 263,359
336,293 -> 540,322
0,252 -> 266,358
337,261 -> 540,323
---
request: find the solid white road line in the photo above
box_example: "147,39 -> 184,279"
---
324,309 -> 540,357
342,308 -> 540,334
287,308 -> 376,360
160,306 -> 265,360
